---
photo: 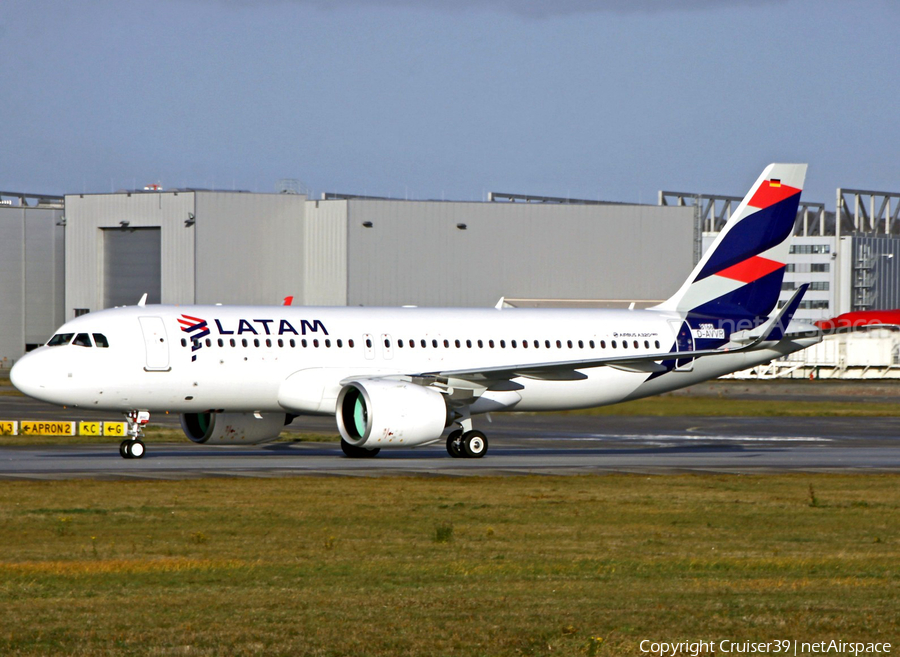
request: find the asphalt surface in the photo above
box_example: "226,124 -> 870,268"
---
2,379 -> 900,479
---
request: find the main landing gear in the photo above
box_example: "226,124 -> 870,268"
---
446,408 -> 488,459
120,411 -> 150,459
445,416 -> 489,459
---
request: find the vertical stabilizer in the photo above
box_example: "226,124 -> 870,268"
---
654,163 -> 807,320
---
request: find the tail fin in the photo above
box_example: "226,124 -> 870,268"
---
655,163 -> 807,320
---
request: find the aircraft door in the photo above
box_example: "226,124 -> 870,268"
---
667,319 -> 694,372
380,333 -> 394,360
139,316 -> 171,372
426,334 -> 443,363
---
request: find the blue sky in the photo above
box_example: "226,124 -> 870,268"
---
2,0 -> 897,205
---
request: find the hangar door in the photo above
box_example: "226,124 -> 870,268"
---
103,227 -> 161,308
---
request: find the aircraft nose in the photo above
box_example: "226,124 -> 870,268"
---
10,354 -> 44,399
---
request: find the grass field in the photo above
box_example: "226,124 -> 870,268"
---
1,474 -> 897,655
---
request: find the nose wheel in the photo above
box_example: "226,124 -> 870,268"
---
119,438 -> 146,459
120,411 -> 150,459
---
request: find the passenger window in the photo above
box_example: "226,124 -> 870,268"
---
206,338 -> 212,347
432,339 -> 438,348
408,340 -> 414,349
443,339 -> 449,348
556,340 -> 562,349
611,340 -> 617,348
590,340 -> 595,349
644,340 -> 649,349
500,340 -> 506,348
254,339 -> 260,347
511,340 -> 517,348
278,339 -> 284,348
242,339 -> 248,347
398,340 -> 405,348
466,340 -> 472,348
93,334 -> 109,348
72,333 -> 92,347
633,341 -> 639,349
567,340 -> 573,348
455,340 -> 461,348
47,333 -> 74,347
578,340 -> 583,349
622,341 -> 628,349
231,339 -> 237,347
290,339 -> 296,348
325,339 -> 331,348
655,340 -> 660,349
302,339 -> 308,348
218,338 -> 224,347
489,340 -> 495,348
365,338 -> 372,348
314,339 -> 320,348
181,338 -> 187,348
477,340 -> 483,348
349,339 -> 355,348
421,339 -> 427,348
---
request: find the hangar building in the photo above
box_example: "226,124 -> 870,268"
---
62,190 -> 695,318
0,193 -> 65,365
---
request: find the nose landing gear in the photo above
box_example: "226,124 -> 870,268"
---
120,411 -> 150,459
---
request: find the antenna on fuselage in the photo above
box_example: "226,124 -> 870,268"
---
137,293 -> 148,307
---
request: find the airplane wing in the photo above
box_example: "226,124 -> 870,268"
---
430,285 -> 812,384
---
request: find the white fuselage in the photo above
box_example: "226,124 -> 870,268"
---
11,304 -> 818,417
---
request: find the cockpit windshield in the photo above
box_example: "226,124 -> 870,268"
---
45,332 -> 110,348
47,333 -> 74,347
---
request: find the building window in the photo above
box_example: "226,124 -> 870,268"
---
790,244 -> 831,254
74,308 -> 90,317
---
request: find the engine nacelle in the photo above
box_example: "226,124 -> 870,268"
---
336,379 -> 451,448
181,412 -> 287,444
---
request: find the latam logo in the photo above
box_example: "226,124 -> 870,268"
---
177,315 -> 329,361
212,318 -> 328,336
178,314 -> 211,361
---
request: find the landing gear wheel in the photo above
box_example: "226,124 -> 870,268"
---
129,440 -> 146,459
446,430 -> 464,458
462,430 -> 488,458
120,440 -> 145,459
340,438 -> 380,458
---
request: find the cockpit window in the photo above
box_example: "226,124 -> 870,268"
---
47,333 -> 74,347
72,333 -> 92,347
93,333 -> 109,348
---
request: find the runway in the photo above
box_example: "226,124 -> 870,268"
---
3,377 -> 900,479
2,409 -> 900,479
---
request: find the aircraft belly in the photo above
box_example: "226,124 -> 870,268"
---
511,368 -> 645,412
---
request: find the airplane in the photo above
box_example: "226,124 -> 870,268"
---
11,163 -> 821,460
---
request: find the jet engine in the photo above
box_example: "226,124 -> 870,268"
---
181,412 -> 287,444
336,379 -> 451,449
